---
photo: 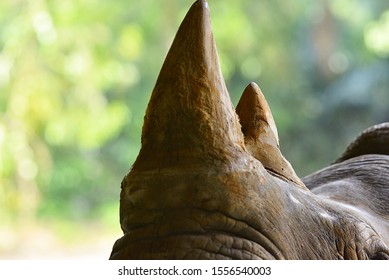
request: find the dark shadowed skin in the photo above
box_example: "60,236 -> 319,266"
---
110,0 -> 389,260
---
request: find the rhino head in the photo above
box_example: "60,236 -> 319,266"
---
110,0 -> 389,260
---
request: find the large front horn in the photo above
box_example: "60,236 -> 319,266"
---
133,0 -> 245,172
116,0 -> 260,245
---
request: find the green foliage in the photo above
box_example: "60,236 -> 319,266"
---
1,0 -> 388,234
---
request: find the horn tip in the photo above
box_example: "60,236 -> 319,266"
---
241,82 -> 266,104
248,81 -> 259,89
244,82 -> 258,94
193,0 -> 209,11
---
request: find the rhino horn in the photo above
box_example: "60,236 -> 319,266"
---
236,82 -> 307,189
133,0 -> 246,172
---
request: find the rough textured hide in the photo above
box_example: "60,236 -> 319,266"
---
110,0 -> 389,260
304,155 -> 389,245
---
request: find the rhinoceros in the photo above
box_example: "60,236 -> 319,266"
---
109,0 -> 389,260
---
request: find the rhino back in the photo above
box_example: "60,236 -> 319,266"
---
335,123 -> 389,164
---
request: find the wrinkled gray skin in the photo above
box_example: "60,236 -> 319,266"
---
303,124 -> 389,259
110,0 -> 389,260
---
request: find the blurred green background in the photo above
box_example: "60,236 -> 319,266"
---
1,0 -> 388,258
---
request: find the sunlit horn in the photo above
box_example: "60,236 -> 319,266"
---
236,82 -> 307,189
133,0 -> 245,172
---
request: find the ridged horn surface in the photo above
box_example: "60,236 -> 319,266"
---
236,82 -> 306,189
133,0 -> 245,172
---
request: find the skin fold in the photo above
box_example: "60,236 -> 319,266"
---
109,0 -> 389,260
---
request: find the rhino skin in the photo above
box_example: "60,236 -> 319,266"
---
109,0 -> 389,260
